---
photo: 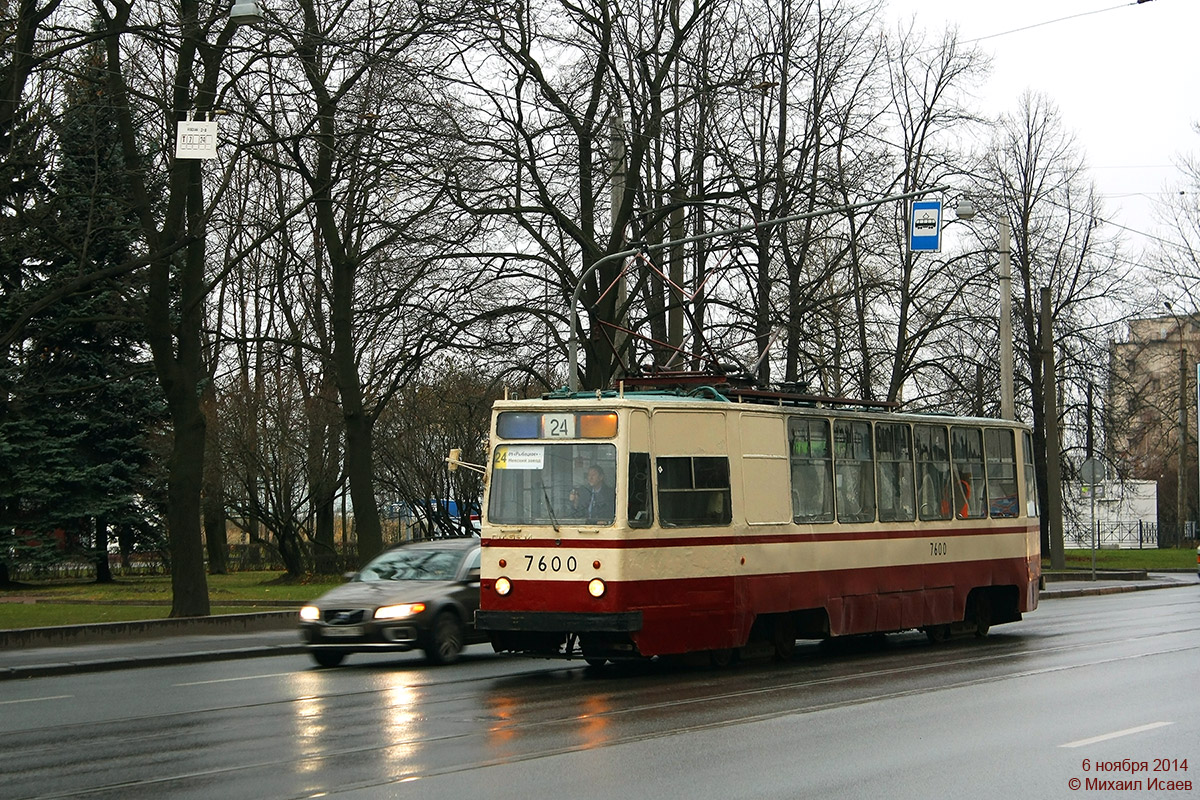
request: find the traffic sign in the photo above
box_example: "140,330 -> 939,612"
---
909,200 -> 942,252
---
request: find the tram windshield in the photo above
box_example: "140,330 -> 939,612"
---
488,443 -> 618,526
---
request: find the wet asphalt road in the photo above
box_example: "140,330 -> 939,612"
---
2,585 -> 1198,800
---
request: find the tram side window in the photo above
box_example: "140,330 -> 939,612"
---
657,456 -> 732,526
1023,431 -> 1040,517
628,452 -> 653,528
876,422 -> 915,522
951,426 -> 987,519
834,419 -> 876,523
985,429 -> 1019,518
915,424 -> 951,520
788,417 -> 834,523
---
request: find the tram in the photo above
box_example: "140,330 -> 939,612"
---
472,373 -> 1041,664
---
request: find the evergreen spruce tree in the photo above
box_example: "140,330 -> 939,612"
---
0,73 -> 54,587
0,27 -> 165,583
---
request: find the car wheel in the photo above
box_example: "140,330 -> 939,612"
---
426,611 -> 464,665
312,650 -> 346,668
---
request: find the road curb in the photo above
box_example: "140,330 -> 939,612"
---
0,643 -> 309,681
1041,581 -> 1189,600
0,611 -> 296,649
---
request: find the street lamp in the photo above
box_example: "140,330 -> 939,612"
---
1164,301 -> 1189,545
229,0 -> 263,24
954,199 -> 1014,420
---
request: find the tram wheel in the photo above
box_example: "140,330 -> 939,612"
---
924,625 -> 951,644
708,648 -> 736,668
584,657 -> 608,668
971,594 -> 992,638
772,616 -> 797,661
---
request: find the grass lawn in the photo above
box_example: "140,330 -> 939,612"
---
0,604 -> 274,628
2,550 -> 1195,631
0,571 -> 347,630
1051,547 -> 1197,571
2,571 -> 345,602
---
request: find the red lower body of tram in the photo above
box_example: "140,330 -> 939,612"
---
477,525 -> 1040,662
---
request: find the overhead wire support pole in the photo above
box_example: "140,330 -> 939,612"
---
999,216 -> 1014,420
567,184 -> 952,392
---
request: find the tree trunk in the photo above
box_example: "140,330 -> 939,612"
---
312,491 -> 338,574
94,516 -> 113,583
165,396 -> 210,616
202,382 -> 228,574
202,485 -> 228,575
278,525 -> 306,578
154,170 -> 212,617
343,411 -> 382,566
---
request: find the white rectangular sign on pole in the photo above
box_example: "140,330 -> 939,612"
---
175,120 -> 219,160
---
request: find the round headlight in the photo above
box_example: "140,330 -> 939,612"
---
587,578 -> 606,598
494,576 -> 512,596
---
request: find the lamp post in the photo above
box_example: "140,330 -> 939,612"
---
1164,301 -> 1189,545
953,199 -> 1014,420
567,185 -> 952,392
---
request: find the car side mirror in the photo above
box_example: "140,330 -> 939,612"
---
342,571 -> 358,582
465,567 -> 481,583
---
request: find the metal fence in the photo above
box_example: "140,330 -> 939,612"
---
1063,520 -> 1159,549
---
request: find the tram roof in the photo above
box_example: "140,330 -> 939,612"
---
494,384 -> 1028,429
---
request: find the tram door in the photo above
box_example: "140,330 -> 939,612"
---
626,411 -> 652,528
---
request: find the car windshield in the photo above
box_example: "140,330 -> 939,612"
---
358,549 -> 464,581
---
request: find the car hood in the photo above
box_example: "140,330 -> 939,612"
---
307,580 -> 459,608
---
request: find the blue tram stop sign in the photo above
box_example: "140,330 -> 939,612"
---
909,200 -> 942,252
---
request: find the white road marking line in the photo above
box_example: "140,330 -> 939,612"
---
174,672 -> 296,687
1060,721 -> 1174,748
0,694 -> 73,706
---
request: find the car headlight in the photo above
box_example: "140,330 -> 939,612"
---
300,605 -> 320,621
374,602 -> 426,620
494,576 -> 512,596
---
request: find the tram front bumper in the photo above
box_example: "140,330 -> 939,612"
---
475,610 -> 643,633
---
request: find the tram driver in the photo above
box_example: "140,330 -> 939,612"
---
569,465 -> 616,523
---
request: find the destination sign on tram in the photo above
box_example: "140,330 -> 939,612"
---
496,411 -> 618,439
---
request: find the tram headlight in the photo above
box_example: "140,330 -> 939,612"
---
587,578 -> 606,598
494,576 -> 512,596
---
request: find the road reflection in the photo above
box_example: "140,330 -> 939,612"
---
484,684 -> 614,760
289,672 -> 329,776
379,675 -> 420,764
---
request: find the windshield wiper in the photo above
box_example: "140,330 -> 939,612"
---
539,480 -> 561,533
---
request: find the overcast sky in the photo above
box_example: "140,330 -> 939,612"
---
885,0 -> 1199,248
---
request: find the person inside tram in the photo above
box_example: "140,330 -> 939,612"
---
569,465 -> 615,523
955,468 -> 973,518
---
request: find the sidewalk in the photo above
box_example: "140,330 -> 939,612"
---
1,573 -> 1194,681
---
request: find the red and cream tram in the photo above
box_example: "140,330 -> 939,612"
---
473,377 -> 1040,664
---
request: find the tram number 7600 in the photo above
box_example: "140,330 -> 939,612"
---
523,554 -> 578,573
930,541 -> 948,557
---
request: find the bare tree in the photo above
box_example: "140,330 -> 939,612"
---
981,90 -> 1129,554
93,0 -> 266,615
232,0 -> 489,565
